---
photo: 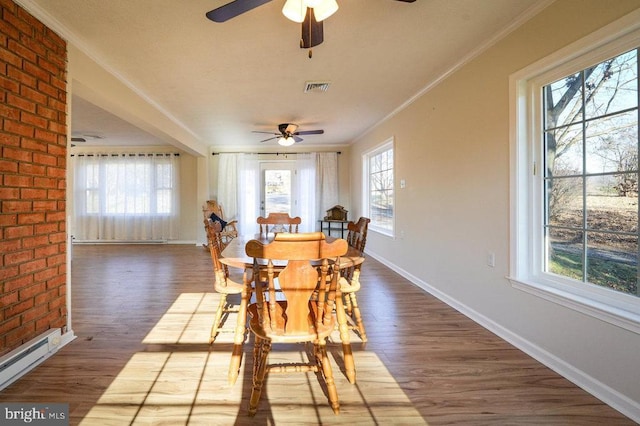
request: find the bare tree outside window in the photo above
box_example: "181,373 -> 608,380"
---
543,48 -> 639,296
365,141 -> 394,234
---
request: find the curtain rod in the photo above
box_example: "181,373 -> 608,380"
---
71,153 -> 180,157
212,151 -> 341,156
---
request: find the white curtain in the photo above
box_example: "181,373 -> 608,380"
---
217,153 -> 238,220
295,153 -> 317,232
225,152 -> 338,236
73,153 -> 179,241
316,152 -> 339,218
237,154 -> 260,237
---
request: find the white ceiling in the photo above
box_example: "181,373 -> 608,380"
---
20,0 -> 546,149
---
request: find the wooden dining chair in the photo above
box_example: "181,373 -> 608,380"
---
203,200 -> 239,246
340,216 -> 371,342
204,219 -> 247,345
256,212 -> 301,236
245,232 -> 348,416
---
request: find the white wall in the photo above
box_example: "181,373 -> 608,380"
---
349,0 -> 640,421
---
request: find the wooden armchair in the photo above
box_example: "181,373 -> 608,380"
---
256,212 -> 301,236
203,200 -> 238,246
340,216 -> 371,342
204,220 -> 247,346
346,217 -> 370,254
245,232 -> 348,416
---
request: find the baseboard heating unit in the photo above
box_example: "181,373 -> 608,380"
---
0,329 -> 62,391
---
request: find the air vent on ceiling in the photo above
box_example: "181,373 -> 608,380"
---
304,81 -> 331,93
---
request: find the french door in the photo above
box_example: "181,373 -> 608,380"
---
260,162 -> 297,216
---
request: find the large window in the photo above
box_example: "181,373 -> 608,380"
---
543,49 -> 638,296
510,14 -> 640,333
363,138 -> 394,236
74,153 -> 179,241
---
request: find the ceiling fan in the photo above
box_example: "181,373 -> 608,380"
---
253,123 -> 324,146
70,134 -> 104,143
206,0 -> 416,56
70,137 -> 85,147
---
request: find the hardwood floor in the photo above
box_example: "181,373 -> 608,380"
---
0,244 -> 635,425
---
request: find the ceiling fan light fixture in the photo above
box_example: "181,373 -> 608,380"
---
278,136 -> 296,147
282,0 -> 306,23
283,0 -> 338,23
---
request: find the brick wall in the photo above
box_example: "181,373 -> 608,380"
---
0,0 -> 67,356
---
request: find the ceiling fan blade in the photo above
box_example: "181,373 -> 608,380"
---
71,137 -> 86,142
260,136 -> 278,143
294,130 -> 324,136
206,0 -> 272,23
394,0 -> 416,2
252,131 -> 279,135
293,136 -> 304,143
301,8 -> 323,49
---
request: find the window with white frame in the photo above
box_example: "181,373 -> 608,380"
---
78,154 -> 177,216
73,153 -> 179,241
363,138 -> 394,236
510,13 -> 640,333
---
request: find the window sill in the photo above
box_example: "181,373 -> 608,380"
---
369,227 -> 394,238
508,276 -> 640,335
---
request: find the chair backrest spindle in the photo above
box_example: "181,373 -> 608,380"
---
346,217 -> 370,254
257,212 -> 302,236
205,219 -> 228,279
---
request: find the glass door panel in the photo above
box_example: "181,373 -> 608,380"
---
260,162 -> 296,216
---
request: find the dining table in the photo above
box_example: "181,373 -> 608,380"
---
220,233 -> 365,270
219,233 -> 364,386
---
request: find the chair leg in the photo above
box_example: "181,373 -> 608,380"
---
316,341 -> 340,414
252,334 -> 262,379
334,294 -> 356,384
229,278 -> 251,385
209,294 -> 228,344
348,292 -> 367,343
249,338 -> 271,417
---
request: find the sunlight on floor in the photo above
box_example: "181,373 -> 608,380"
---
79,293 -> 427,425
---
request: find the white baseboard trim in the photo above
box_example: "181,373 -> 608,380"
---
60,329 -> 76,347
365,250 -> 640,424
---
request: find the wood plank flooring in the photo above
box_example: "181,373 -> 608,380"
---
0,244 -> 635,425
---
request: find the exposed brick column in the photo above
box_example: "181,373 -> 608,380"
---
0,0 -> 68,356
